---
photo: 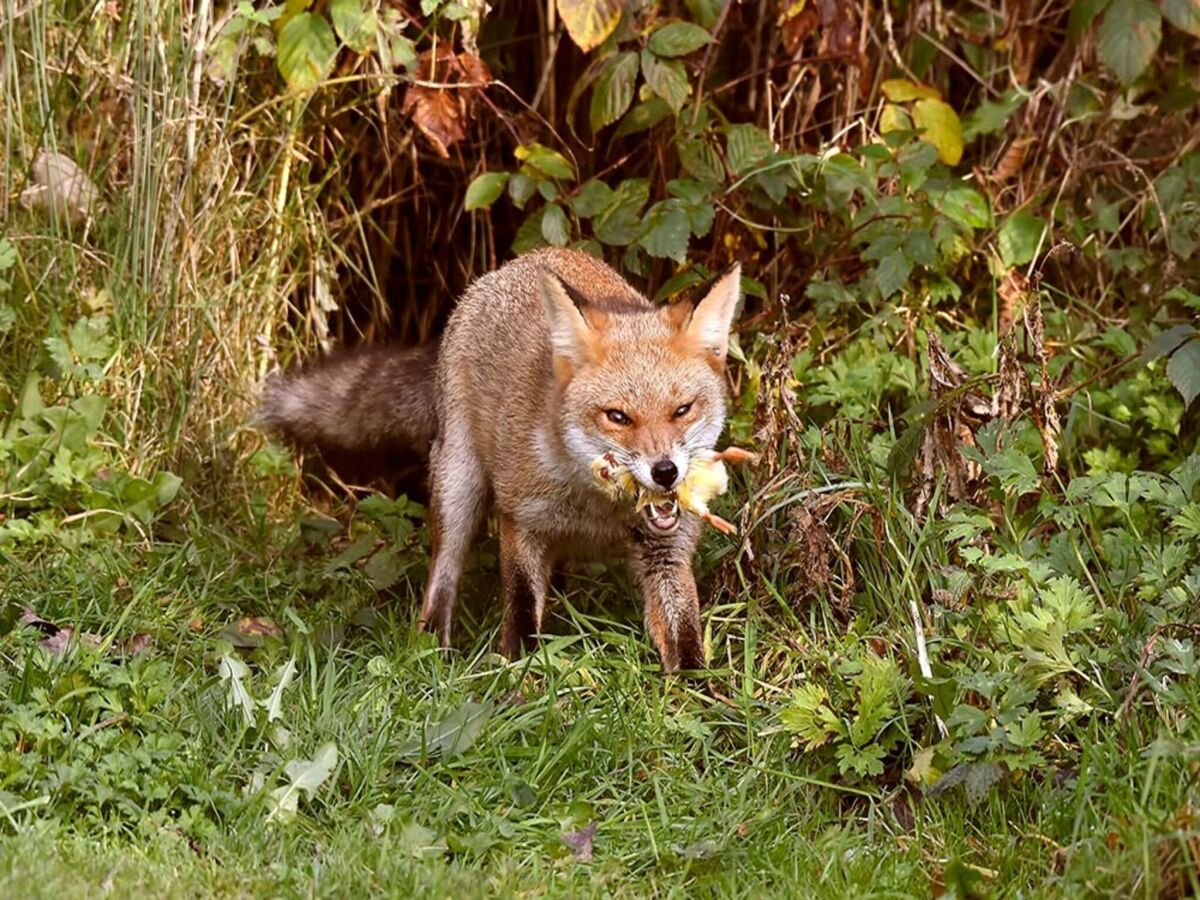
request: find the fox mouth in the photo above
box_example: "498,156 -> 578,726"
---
642,497 -> 680,533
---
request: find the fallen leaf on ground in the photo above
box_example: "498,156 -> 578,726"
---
561,822 -> 596,863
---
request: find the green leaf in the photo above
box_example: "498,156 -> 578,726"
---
570,179 -> 615,217
725,124 -> 774,176
0,238 -> 15,271
593,178 -> 649,246
647,21 -> 713,57
1098,0 -> 1162,85
677,136 -> 725,183
557,0 -> 622,52
638,201 -> 690,262
932,185 -> 992,229
685,0 -> 724,28
277,12 -> 338,91
269,742 -> 339,821
1161,0 -> 1200,34
330,0 -> 377,53
1069,0 -> 1113,36
541,204 -> 571,247
464,172 -> 508,211
876,251 -> 912,298
512,208 -> 548,253
398,701 -> 494,761
1141,324 -> 1197,363
911,98 -> 964,166
1167,338 -> 1200,407
508,172 -> 538,208
615,97 -> 672,136
515,143 -> 576,181
590,51 -> 639,133
983,447 -> 1040,495
997,210 -> 1047,267
962,90 -> 1028,141
641,50 -> 688,112
364,546 -> 407,589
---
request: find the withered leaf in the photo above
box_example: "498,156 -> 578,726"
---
561,821 -> 596,863
402,49 -> 491,159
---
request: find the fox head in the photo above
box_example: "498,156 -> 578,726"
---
540,265 -> 741,531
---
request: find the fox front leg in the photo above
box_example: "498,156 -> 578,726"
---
628,523 -> 706,673
497,514 -> 551,659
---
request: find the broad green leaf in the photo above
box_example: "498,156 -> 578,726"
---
641,51 -> 688,112
932,185 -> 992,229
647,22 -> 713,57
685,0 -> 724,28
962,90 -> 1028,141
590,51 -> 639,133
880,103 -> 912,134
512,208 -> 548,253
677,136 -> 725,183
1161,0 -> 1200,34
515,143 -> 576,181
880,78 -> 941,102
570,178 -> 615,217
1140,324 -> 1197,363
875,251 -> 912,298
593,178 -> 649,246
364,546 -> 407,589
997,210 -> 1047,267
912,98 -> 964,165
277,12 -> 337,91
1098,0 -> 1161,84
725,123 -> 774,176
1069,0 -> 1113,36
398,701 -> 493,761
541,204 -> 570,247
983,447 -> 1040,495
615,97 -> 672,136
557,0 -> 622,52
507,172 -> 538,208
464,172 -> 508,210
1167,338 -> 1200,406
331,0 -> 377,53
638,201 -> 690,262
0,238 -> 15,270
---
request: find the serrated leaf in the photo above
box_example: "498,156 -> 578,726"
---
590,51 -> 639,132
331,0 -> 377,53
615,97 -> 672,136
638,201 -> 690,262
263,658 -> 297,722
219,653 -> 256,725
570,179 -> 615,217
541,204 -> 570,247
1167,338 -> 1200,407
364,546 -> 407,589
725,124 -> 774,176
1098,0 -> 1162,84
1161,0 -> 1200,34
512,208 -> 548,253
269,742 -> 339,821
1141,324 -> 1197,364
983,447 -> 1040,495
933,185 -> 992,229
881,78 -> 941,102
593,178 -> 649,246
911,98 -> 963,166
641,50 -> 688,112
647,21 -> 713,57
677,136 -> 725,183
398,701 -> 493,761
962,90 -> 1028,141
464,172 -> 508,211
997,211 -> 1047,267
515,143 -> 576,181
557,0 -> 622,52
277,12 -> 337,91
876,250 -> 912,298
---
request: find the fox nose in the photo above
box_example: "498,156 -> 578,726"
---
651,459 -> 678,489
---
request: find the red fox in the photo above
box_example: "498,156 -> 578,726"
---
258,248 -> 743,671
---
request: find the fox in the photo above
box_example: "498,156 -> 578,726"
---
257,248 -> 744,671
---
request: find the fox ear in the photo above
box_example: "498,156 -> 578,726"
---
540,268 -> 598,368
685,264 -> 741,362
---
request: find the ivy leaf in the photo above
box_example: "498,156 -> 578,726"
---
515,143 -> 576,181
911,98 -> 964,166
590,51 -> 639,133
1166,338 -> 1200,407
557,0 -> 622,52
541,204 -> 571,247
725,124 -> 774,176
647,22 -> 713,57
998,210 -> 1047,267
277,12 -> 337,91
593,178 -> 649,246
1098,0 -> 1162,85
330,0 -> 377,53
641,50 -> 688,112
638,200 -> 691,262
464,172 -> 508,211
1161,0 -> 1200,35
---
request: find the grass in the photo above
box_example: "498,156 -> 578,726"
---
4,2 -> 1200,897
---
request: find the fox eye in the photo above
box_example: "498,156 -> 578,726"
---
605,409 -> 632,426
673,403 -> 693,419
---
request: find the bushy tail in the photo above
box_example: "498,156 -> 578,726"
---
256,343 -> 439,457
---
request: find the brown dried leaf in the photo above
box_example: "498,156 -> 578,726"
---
997,269 -> 1028,336
402,50 -> 491,159
41,627 -> 103,656
561,822 -> 596,863
989,137 -> 1033,183
221,616 -> 284,648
